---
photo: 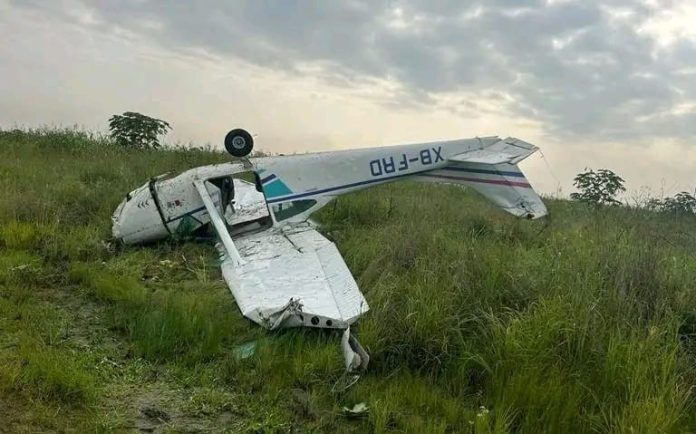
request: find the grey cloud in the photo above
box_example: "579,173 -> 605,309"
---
11,0 -> 696,141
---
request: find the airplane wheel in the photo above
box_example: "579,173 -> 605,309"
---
224,129 -> 254,157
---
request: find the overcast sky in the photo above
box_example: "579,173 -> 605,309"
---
2,0 -> 696,198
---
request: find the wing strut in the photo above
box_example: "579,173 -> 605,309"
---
193,179 -> 244,266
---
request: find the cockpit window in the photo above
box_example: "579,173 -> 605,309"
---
272,200 -> 317,221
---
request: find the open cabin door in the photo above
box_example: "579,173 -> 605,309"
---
203,173 -> 273,236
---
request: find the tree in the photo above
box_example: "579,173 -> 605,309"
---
570,169 -> 625,206
108,112 -> 171,149
661,192 -> 696,215
647,192 -> 696,215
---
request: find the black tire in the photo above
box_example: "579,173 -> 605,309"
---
224,129 -> 254,157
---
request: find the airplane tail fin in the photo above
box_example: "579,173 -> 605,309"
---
421,162 -> 547,218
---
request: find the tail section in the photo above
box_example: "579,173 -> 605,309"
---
420,161 -> 547,218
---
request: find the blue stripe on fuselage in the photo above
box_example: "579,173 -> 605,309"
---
266,167 -> 436,204
260,174 -> 277,184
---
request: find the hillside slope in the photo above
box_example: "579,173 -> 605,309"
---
0,129 -> 694,433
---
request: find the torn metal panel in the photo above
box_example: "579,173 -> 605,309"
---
343,403 -> 369,417
341,327 -> 370,372
224,179 -> 270,226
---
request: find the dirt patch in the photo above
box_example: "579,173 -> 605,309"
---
127,384 -> 244,433
137,404 -> 171,432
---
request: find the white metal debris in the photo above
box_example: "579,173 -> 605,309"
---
341,327 -> 370,372
342,402 -> 369,417
224,179 -> 270,226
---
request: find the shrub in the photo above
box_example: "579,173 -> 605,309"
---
647,191 -> 696,216
570,169 -> 625,206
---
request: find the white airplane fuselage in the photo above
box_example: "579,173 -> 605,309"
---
112,136 -> 546,245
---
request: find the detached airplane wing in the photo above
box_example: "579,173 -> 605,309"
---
193,178 -> 367,331
220,224 -> 368,330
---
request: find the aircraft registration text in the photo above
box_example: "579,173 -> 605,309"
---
369,146 -> 443,176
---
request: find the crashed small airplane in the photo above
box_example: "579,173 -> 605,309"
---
112,129 -> 547,370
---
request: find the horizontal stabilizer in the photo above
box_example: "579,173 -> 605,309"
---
449,137 -> 538,165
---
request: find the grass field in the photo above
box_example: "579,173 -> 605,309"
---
0,128 -> 694,433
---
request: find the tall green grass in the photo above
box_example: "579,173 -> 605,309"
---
0,127 -> 694,432
317,187 -> 696,432
0,280 -> 95,405
67,261 -> 245,364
